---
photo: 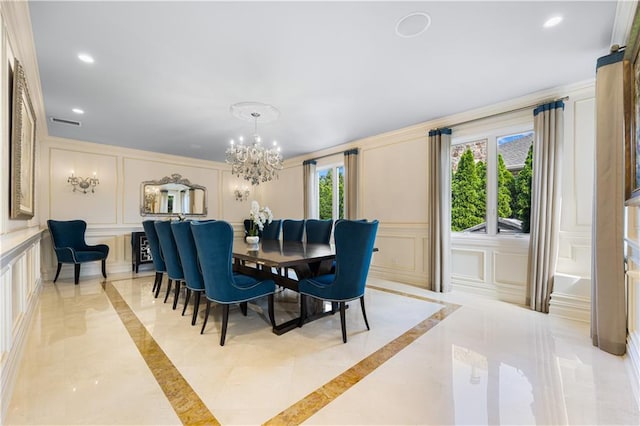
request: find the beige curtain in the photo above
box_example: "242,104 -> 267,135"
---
427,128 -> 451,292
303,159 -> 317,219
344,149 -> 359,219
527,100 -> 564,313
591,50 -> 627,355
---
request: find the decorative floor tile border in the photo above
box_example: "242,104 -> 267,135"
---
104,279 -> 460,425
103,281 -> 220,425
263,285 -> 460,425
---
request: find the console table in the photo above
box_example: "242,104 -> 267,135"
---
131,231 -> 153,272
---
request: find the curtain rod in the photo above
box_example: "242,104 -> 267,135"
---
305,148 -> 358,163
304,96 -> 570,163
443,96 -> 569,130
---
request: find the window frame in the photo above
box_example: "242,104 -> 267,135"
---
315,161 -> 344,220
451,121 -> 533,238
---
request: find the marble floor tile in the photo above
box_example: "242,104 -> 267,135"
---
5,272 -> 640,425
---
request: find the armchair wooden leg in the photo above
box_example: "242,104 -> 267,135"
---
220,304 -> 230,346
240,301 -> 248,316
164,279 -> 173,303
339,301 -> 347,343
101,259 -> 107,278
54,263 -> 62,283
152,272 -> 161,294
74,264 -> 81,285
154,273 -> 163,298
182,288 -> 191,316
172,281 -> 181,310
360,296 -> 370,330
200,300 -> 211,335
191,291 -> 201,326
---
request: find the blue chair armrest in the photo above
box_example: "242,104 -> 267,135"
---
88,244 -> 109,257
54,247 -> 77,263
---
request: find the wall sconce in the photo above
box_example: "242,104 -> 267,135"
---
68,171 -> 99,194
234,186 -> 249,202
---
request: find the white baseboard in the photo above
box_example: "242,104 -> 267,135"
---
548,291 -> 591,322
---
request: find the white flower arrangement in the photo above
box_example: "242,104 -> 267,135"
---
248,200 -> 273,236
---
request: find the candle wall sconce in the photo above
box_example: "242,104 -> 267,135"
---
234,186 -> 250,202
68,171 -> 99,193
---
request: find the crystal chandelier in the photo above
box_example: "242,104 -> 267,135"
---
225,102 -> 283,186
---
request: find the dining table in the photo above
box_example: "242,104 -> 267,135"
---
232,238 -> 337,334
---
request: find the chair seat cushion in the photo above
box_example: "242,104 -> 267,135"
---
300,273 -> 349,301
75,250 -> 107,263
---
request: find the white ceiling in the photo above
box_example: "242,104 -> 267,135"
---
29,1 -> 621,162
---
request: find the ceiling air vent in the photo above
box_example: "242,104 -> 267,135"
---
50,117 -> 81,126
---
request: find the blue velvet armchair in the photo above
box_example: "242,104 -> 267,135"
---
142,220 -> 167,298
47,219 -> 109,285
261,219 -> 282,240
154,221 -> 185,310
171,220 -> 207,325
282,219 -> 305,242
191,220 -> 276,346
298,220 -> 378,343
305,219 -> 333,244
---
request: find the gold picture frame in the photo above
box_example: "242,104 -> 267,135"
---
9,58 -> 36,219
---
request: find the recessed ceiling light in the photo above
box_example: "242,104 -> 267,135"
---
543,16 -> 563,28
395,12 -> 431,38
72,108 -> 84,114
77,53 -> 94,64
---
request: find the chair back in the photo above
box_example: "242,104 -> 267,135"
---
48,219 -> 88,250
190,220 -> 238,303
171,221 -> 205,291
261,219 -> 282,240
305,219 -> 333,244
154,221 -> 184,280
282,219 -> 305,242
333,220 -> 379,299
142,220 -> 166,272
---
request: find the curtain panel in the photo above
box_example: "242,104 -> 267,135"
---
591,50 -> 627,355
427,128 -> 452,292
303,159 -> 317,219
527,100 -> 564,313
344,149 -> 359,219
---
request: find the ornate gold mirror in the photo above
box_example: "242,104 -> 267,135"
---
140,173 -> 207,217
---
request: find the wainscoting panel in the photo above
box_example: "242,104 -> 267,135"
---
368,223 -> 428,287
49,148 -> 119,224
451,236 -> 528,304
0,232 -> 43,423
451,248 -> 486,283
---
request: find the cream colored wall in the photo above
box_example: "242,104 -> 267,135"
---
38,136 -> 253,281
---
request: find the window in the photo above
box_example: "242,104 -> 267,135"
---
451,129 -> 533,235
317,165 -> 344,220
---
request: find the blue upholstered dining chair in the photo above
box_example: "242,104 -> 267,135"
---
190,220 -> 276,346
171,221 -> 207,325
305,219 -> 333,244
154,221 -> 185,310
282,219 -> 305,242
261,219 -> 282,240
142,220 -> 166,298
298,220 -> 379,343
47,219 -> 109,285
